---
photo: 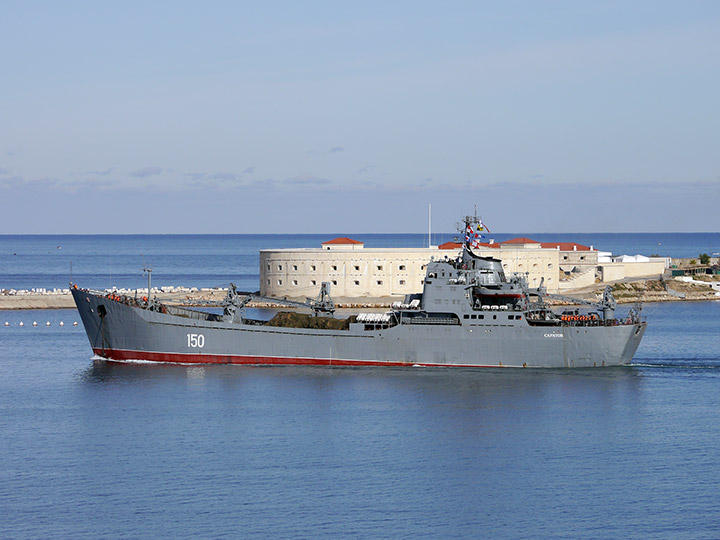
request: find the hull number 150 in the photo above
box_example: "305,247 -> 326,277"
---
187,333 -> 205,348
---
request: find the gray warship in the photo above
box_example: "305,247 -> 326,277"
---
72,216 -> 646,368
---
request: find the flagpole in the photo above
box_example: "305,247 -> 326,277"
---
428,204 -> 431,248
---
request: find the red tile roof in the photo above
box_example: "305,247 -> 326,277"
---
501,238 -> 594,251
321,237 -> 364,245
501,237 -> 540,244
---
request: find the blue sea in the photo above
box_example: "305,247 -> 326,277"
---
2,234 -> 720,539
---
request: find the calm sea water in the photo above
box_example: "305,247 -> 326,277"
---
1,232 -> 719,291
1,301 -> 719,539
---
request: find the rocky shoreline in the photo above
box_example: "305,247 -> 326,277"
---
2,277 -> 719,310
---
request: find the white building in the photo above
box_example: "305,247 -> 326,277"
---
259,236 -> 668,300
260,236 -> 660,300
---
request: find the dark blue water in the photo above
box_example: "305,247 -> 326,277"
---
2,233 -> 719,291
1,301 -> 720,539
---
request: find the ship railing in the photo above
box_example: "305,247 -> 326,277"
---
164,304 -> 223,322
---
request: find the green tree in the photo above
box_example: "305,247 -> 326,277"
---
699,253 -> 710,265
690,259 -> 697,265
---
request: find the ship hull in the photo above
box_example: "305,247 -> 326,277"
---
73,289 -> 646,369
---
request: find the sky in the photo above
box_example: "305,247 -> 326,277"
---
1,0 -> 719,234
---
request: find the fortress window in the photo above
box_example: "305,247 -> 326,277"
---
332,280 -> 337,286
399,280 -> 406,285
293,265 -> 298,271
580,256 -> 585,261
354,280 -> 360,286
311,280 -> 316,286
399,265 -> 406,271
377,280 -> 383,285
377,265 -> 383,271
278,265 -> 283,271
332,265 -> 338,271
292,280 -> 298,286
311,265 -> 316,271
548,264 -> 553,268
354,265 -> 360,271
267,279 -> 270,285
563,256 -> 568,260
277,280 -> 283,285
267,264 -> 270,270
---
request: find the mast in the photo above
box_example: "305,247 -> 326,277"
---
457,207 -> 489,251
428,204 -> 431,248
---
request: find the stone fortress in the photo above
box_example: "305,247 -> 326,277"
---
260,237 -> 668,300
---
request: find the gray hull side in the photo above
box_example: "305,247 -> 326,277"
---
73,289 -> 645,368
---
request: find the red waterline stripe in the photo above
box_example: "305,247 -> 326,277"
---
92,348 -> 506,368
